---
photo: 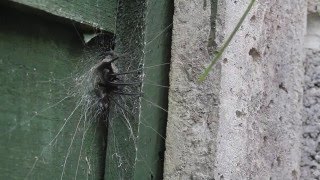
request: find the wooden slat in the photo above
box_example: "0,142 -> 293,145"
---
0,6 -> 106,179
8,0 -> 116,32
104,0 -> 173,179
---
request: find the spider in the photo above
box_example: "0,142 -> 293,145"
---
93,52 -> 141,111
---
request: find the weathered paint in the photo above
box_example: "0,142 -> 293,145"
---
7,0 -> 116,32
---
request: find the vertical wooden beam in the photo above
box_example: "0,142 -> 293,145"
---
105,0 -> 173,179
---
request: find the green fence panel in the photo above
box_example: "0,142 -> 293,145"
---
0,6 -> 106,180
7,0 -> 116,32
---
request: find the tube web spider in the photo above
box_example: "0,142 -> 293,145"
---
92,51 -> 142,118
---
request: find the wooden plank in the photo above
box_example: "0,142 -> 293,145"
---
7,0 -> 116,32
104,0 -> 173,179
0,6 -> 107,179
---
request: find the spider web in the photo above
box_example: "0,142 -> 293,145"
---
104,1 -> 172,179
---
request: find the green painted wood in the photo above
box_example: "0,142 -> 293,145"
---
7,0 -> 116,32
105,0 -> 173,179
0,6 -> 107,180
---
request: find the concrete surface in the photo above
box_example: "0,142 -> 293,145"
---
164,0 -> 219,179
301,4 -> 320,179
164,0 -> 307,179
214,0 -> 306,179
307,0 -> 319,14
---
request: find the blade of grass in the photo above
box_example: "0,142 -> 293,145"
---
198,0 -> 256,82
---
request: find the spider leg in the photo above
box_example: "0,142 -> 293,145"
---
104,52 -> 130,64
113,91 -> 143,96
106,81 -> 142,86
109,56 -> 119,63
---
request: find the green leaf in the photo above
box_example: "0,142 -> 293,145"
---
198,0 -> 256,82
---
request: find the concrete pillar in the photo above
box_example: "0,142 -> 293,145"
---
164,0 -> 307,179
164,0 -> 219,179
214,0 -> 306,179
